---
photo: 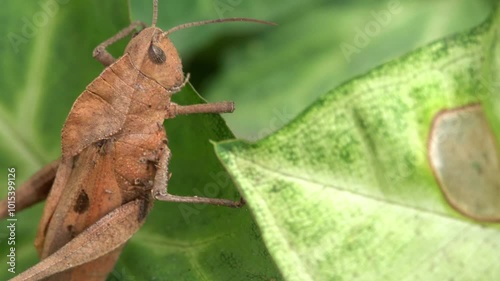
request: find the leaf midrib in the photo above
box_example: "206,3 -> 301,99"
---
228,150 -> 484,226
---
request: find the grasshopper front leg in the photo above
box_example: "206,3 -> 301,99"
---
153,144 -> 244,207
10,199 -> 147,281
0,159 -> 59,219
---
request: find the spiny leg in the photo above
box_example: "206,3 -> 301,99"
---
93,21 -> 146,66
153,145 -> 244,208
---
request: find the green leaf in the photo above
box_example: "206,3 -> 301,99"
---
215,4 -> 500,281
0,1 -> 280,280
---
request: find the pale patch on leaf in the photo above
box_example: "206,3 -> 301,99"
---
429,104 -> 500,222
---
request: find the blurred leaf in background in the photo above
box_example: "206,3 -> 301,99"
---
132,0 -> 491,140
0,0 -> 497,280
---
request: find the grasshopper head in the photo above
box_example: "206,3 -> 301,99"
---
125,27 -> 184,91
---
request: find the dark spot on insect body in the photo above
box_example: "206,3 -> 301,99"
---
66,225 -> 77,238
95,139 -> 109,155
148,44 -> 166,64
138,197 -> 151,222
95,139 -> 106,148
74,190 -> 90,214
72,155 -> 79,169
146,162 -> 155,172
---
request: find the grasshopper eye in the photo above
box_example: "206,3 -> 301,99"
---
148,44 -> 166,64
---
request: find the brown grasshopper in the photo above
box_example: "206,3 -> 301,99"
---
0,1 -> 273,280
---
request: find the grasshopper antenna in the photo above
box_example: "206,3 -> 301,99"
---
152,0 -> 159,27
163,18 -> 277,37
